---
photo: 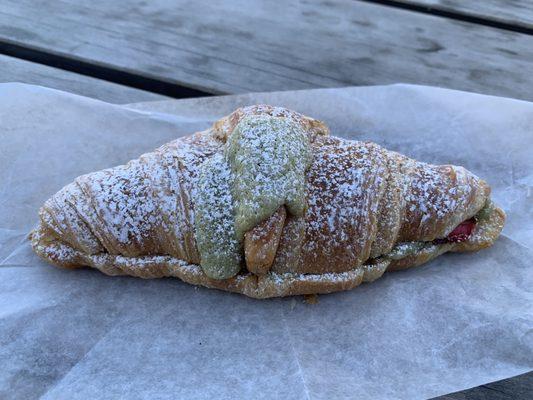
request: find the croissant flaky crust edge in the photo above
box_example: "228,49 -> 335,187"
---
30,105 -> 505,299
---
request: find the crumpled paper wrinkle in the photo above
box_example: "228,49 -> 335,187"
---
0,83 -> 531,400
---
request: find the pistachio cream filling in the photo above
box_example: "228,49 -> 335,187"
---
387,242 -> 427,260
194,116 -> 311,280
194,153 -> 242,280
474,199 -> 493,222
195,124 -> 491,280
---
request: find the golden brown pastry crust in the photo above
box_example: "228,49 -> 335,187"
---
244,206 -> 286,275
30,105 -> 505,298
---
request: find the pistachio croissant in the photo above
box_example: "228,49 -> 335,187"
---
31,105 -> 505,298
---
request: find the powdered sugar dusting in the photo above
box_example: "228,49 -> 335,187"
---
213,104 -> 329,143
33,105 -> 499,296
193,152 -> 242,279
194,115 -> 311,279
40,132 -> 220,260
296,137 -> 387,272
401,161 -> 483,240
227,115 -> 311,237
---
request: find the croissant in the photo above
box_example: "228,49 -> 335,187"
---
31,105 -> 505,299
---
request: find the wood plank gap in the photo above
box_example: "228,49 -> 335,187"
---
0,38 -> 212,99
356,0 -> 533,35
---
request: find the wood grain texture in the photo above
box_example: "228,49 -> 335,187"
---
1,0 -> 533,100
0,54 -> 168,103
432,371 -> 533,400
397,0 -> 533,29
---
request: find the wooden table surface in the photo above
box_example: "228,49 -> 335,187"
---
1,0 -> 533,103
0,1 -> 530,398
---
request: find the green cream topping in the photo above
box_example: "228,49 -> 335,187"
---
225,116 -> 311,238
475,200 -> 493,222
194,116 -> 311,280
194,153 -> 241,279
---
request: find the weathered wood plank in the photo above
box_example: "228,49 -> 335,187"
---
432,371 -> 533,400
396,0 -> 533,30
0,54 -> 168,103
0,0 -> 533,100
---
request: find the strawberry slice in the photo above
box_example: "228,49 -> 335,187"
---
447,218 -> 476,243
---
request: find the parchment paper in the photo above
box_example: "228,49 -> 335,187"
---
0,82 -> 531,400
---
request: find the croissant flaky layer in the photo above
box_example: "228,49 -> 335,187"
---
31,105 -> 505,298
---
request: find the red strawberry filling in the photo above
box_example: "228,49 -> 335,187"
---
433,218 -> 476,244
447,218 -> 476,242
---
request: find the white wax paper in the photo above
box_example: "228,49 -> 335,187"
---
0,83 -> 531,400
